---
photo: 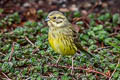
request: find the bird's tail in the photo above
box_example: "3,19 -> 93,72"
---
80,48 -> 94,58
77,43 -> 95,58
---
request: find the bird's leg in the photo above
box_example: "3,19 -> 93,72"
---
71,56 -> 74,75
56,55 -> 61,65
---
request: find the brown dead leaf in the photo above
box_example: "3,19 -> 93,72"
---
105,70 -> 111,77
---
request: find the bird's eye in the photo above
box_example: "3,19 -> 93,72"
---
53,17 -> 56,19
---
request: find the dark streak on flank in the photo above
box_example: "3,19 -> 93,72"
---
52,33 -> 56,38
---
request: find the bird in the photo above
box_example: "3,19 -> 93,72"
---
45,11 -> 94,74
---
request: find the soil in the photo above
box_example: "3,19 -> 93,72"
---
0,0 -> 120,15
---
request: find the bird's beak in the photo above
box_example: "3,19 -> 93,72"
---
45,17 -> 50,22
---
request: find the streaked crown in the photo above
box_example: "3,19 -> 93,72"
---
46,11 -> 69,28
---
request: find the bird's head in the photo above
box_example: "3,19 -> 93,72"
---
45,11 -> 69,28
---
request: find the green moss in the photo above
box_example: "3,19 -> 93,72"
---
0,12 -> 120,80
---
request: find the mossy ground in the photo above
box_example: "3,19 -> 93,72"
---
0,9 -> 120,80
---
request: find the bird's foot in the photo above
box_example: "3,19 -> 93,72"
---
70,65 -> 74,75
55,61 -> 59,67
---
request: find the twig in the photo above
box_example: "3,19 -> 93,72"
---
94,46 -> 113,52
0,69 -> 11,80
109,33 -> 119,37
109,59 -> 120,80
25,36 -> 40,54
48,64 -> 110,78
9,42 -> 15,61
32,47 -> 39,54
1,72 -> 11,80
87,0 -> 101,15
0,52 -> 6,56
25,36 -> 35,47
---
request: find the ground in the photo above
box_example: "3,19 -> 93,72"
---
0,0 -> 120,80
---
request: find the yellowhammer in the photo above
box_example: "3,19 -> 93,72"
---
45,11 -> 94,73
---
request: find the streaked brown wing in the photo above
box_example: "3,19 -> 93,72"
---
69,25 -> 84,50
69,24 -> 94,57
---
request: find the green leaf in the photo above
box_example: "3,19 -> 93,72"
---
113,71 -> 119,78
98,15 -> 105,21
37,76 -> 42,80
89,45 -> 97,50
73,11 -> 81,17
109,64 -> 116,70
0,8 -> 4,13
88,31 -> 95,37
108,42 -> 120,51
41,27 -> 48,33
113,13 -> 119,23
104,13 -> 111,20
81,34 -> 89,40
104,38 -> 113,44
37,9 -> 43,16
44,65 -> 48,73
51,78 -> 57,80
93,25 -> 103,31
88,13 -> 95,19
24,21 -> 38,27
76,21 -> 84,25
89,20 -> 96,26
61,75 -> 69,80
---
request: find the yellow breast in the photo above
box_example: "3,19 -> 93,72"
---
48,31 -> 77,56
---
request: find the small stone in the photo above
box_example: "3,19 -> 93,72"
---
69,4 -> 78,11
83,2 -> 92,8
38,1 -> 43,5
81,10 -> 88,16
59,8 -> 69,12
102,2 -> 108,8
23,2 -> 31,7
